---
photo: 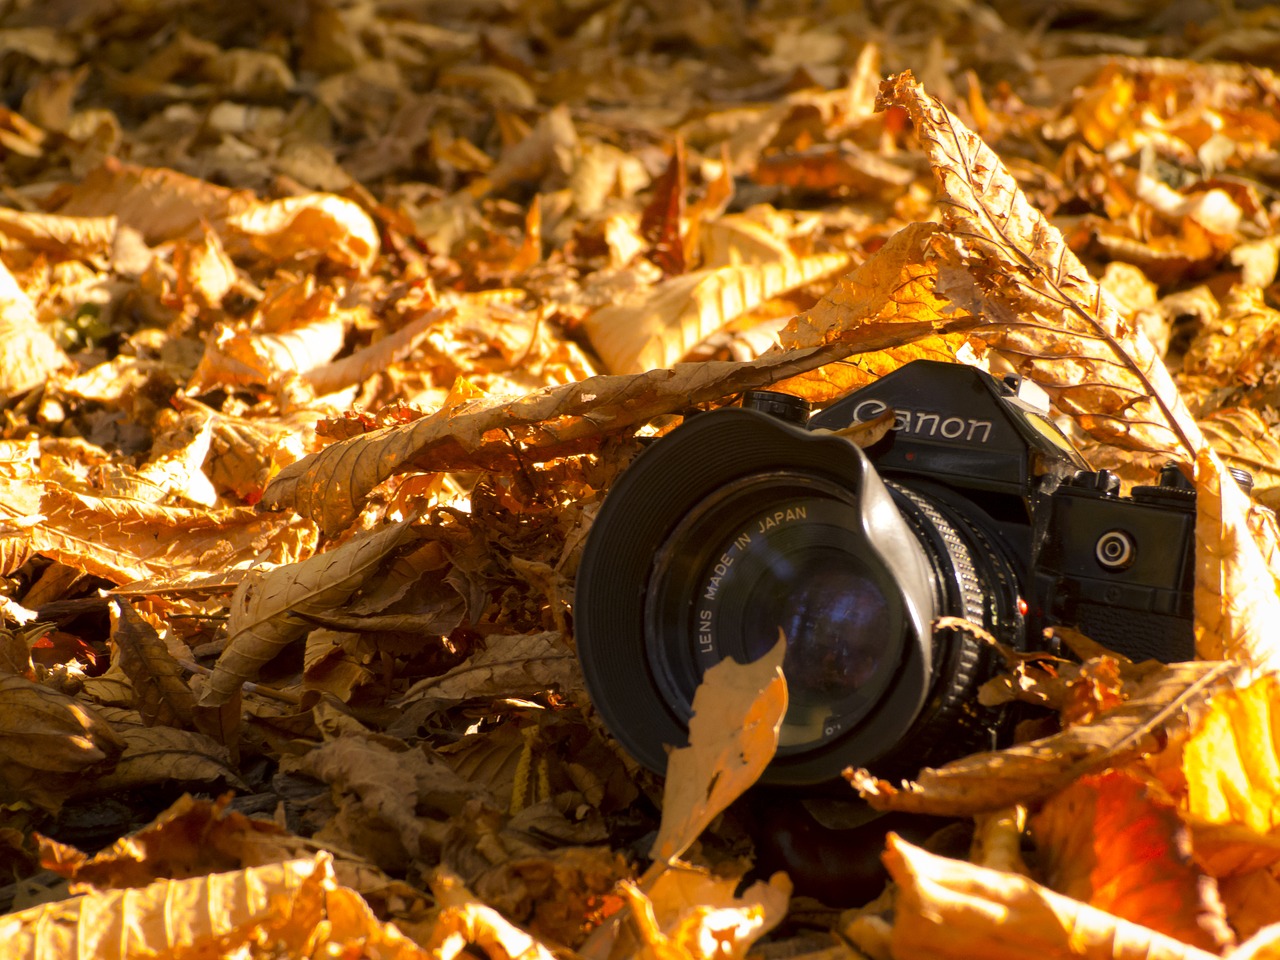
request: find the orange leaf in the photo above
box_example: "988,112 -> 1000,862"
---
1031,770 -> 1232,952
882,833 -> 1221,960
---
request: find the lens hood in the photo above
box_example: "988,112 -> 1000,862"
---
574,408 -> 941,785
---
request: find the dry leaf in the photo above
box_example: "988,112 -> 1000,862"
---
848,660 -> 1239,816
84,707 -> 245,795
584,253 -> 850,374
1,853 -> 425,960
397,631 -> 581,705
199,519 -> 415,706
1179,673 -> 1280,878
261,343 -> 862,535
0,258 -> 69,401
19,485 -> 316,585
878,70 -> 1204,461
619,866 -> 792,960
189,315 -> 349,392
1194,447 -> 1280,670
882,833 -> 1222,960
0,673 -> 125,813
0,207 -> 116,260
1030,770 -> 1232,951
108,599 -> 195,727
650,638 -> 786,867
221,193 -> 380,273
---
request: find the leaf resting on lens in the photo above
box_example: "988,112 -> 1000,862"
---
649,637 -> 787,867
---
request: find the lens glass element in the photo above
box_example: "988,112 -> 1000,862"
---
646,479 -> 907,753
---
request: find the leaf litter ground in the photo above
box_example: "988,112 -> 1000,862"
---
4,2 -> 1280,958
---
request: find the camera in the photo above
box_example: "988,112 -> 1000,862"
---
573,359 -> 1198,786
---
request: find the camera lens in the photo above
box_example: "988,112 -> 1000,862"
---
645,482 -> 907,755
574,406 -> 1019,784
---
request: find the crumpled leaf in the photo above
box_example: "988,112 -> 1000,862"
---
189,315 -> 349,393
618,865 -> 792,960
650,638 -> 786,867
584,251 -> 849,374
848,660 -> 1239,816
284,731 -> 481,866
199,519 -> 415,706
397,630 -> 582,706
305,306 -> 452,396
222,193 -> 380,273
108,599 -> 195,727
427,871 -> 560,960
0,673 -> 125,813
882,832 -> 1223,960
0,258 -> 69,401
2,852 -> 428,960
1030,770 -> 1232,951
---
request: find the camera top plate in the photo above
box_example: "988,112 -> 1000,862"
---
810,360 -> 1086,499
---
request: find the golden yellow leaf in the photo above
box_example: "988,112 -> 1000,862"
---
848,660 -> 1239,816
261,343 -> 864,535
882,833 -> 1221,960
223,193 -> 380,273
619,866 -> 791,960
15,485 -> 316,585
0,258 -> 69,401
199,519 -> 415,706
426,871 -> 560,960
776,220 -> 978,351
1201,407 -> 1280,511
1180,674 -> 1280,878
878,70 -> 1203,461
650,638 -> 786,867
188,315 -> 348,392
584,253 -> 850,374
0,207 -> 116,260
3,852 -> 427,960
305,305 -> 452,396
1030,770 -> 1231,951
171,227 -> 238,309
1194,447 -> 1280,670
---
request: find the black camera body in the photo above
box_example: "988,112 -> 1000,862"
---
574,360 -> 1196,787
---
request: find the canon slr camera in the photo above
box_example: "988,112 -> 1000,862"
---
574,360 -> 1197,785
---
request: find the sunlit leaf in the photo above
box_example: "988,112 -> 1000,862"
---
882,833 -> 1222,960
650,638 -> 786,867
1194,447 -> 1280,670
1030,770 -> 1232,951
0,259 -> 69,401
199,519 -> 415,706
584,252 -> 850,374
261,343 -> 866,535
878,70 -> 1204,461
848,660 -> 1240,816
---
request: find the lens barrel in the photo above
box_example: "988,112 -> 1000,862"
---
574,407 -> 1019,784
